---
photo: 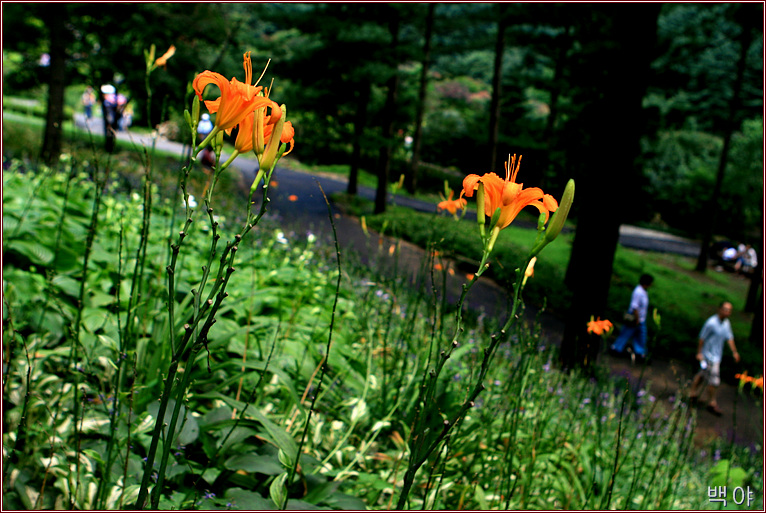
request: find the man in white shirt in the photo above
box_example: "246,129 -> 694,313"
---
610,274 -> 653,361
689,301 -> 740,416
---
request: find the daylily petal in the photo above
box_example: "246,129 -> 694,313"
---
234,112 -> 255,153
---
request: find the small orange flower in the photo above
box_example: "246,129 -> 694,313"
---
288,194 -> 298,202
462,154 -> 558,230
269,180 -> 278,187
754,377 -> 763,389
466,273 -> 475,281
587,317 -> 613,336
154,45 -> 176,68
434,263 -> 443,271
193,52 -> 272,132
437,189 -> 467,215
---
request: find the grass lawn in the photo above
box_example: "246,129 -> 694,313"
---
331,194 -> 760,375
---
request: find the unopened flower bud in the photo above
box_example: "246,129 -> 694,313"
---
545,179 -> 574,243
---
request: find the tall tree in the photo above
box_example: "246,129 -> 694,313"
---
39,4 -> 69,165
487,4 -> 510,173
560,4 -> 661,370
374,6 -> 402,214
405,3 -> 436,194
348,81 -> 371,195
694,5 -> 759,272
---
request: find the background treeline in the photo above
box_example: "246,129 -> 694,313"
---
3,3 -> 763,368
3,3 -> 762,241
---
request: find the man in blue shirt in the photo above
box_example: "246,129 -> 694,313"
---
689,301 -> 740,416
610,273 -> 654,362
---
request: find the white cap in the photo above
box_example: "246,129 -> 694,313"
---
101,84 -> 116,94
201,113 -> 210,120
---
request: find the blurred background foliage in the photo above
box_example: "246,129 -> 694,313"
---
3,2 -> 761,242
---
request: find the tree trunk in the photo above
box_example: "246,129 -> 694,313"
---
40,4 -> 68,166
374,10 -> 401,215
348,82 -> 370,196
560,5 -> 660,371
405,3 -> 435,194
487,4 -> 509,173
695,7 -> 753,272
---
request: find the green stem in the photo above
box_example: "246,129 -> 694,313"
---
281,181 -> 341,510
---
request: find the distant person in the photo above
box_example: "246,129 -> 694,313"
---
100,84 -> 122,153
119,104 -> 133,131
689,301 -> 740,416
81,86 -> 96,123
734,244 -> 757,275
197,113 -> 215,169
610,273 -> 654,362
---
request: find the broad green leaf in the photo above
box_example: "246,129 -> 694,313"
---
7,240 -> 55,265
224,488 -> 272,510
224,453 -> 283,476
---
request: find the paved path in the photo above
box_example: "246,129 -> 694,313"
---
107,123 -> 702,255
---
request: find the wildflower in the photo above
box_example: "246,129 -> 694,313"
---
288,194 -> 298,202
154,45 -> 176,69
587,317 -> 613,336
437,189 -> 467,215
462,154 -> 558,231
193,52 -> 272,132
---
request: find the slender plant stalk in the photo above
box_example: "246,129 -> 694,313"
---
67,159 -> 110,508
280,181 -> 342,510
602,387 -> 629,509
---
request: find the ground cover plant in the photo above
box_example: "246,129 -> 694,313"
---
3,48 -> 763,511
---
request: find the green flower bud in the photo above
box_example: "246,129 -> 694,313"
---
545,179 -> 574,243
191,96 -> 200,130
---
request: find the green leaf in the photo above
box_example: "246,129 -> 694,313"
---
7,240 -> 55,265
224,454 -> 284,476
82,307 -> 108,333
278,448 -> 293,469
146,399 -> 200,446
224,488 -> 272,510
269,472 -> 288,509
474,483 -> 489,509
52,274 -> 81,299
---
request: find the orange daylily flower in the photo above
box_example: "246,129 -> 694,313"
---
193,52 -> 272,132
587,317 -> 613,336
437,189 -> 467,215
462,154 -> 558,230
154,45 -> 176,68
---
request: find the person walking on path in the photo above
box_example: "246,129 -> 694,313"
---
689,301 -> 740,416
610,273 -> 654,362
81,86 -> 96,124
